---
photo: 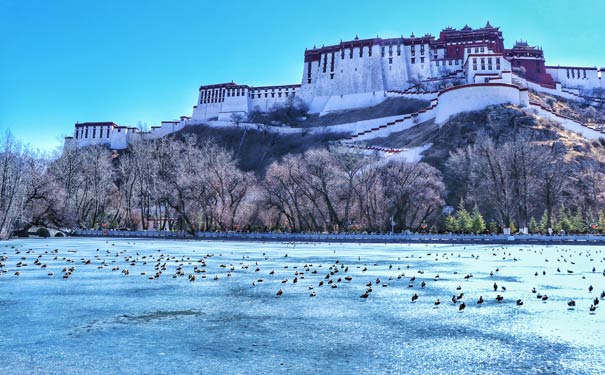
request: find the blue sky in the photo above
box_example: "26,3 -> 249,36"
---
1,0 -> 604,151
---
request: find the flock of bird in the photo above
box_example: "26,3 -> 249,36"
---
1,241 -> 604,314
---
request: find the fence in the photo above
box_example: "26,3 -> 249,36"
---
72,229 -> 605,245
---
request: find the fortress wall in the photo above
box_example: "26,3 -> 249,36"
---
435,83 -> 528,124
249,89 -> 300,113
546,67 -> 601,90
528,104 -> 603,140
309,45 -> 385,97
220,90 -> 250,115
381,48 -> 409,90
318,91 -> 388,115
108,128 -> 129,149
403,43 -> 433,82
192,102 -> 222,121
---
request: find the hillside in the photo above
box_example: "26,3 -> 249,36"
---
172,124 -> 348,175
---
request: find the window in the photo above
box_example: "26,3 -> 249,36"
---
480,47 -> 485,52
106,127 -> 110,138
397,45 -> 401,56
389,57 -> 393,64
420,57 -> 425,63
475,47 -> 479,53
381,47 -> 385,57
411,57 -> 415,64
330,73 -> 334,79
448,60 -> 452,66
436,60 -> 439,67
467,48 -> 472,53
92,128 -> 96,138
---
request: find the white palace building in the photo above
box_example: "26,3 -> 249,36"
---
66,23 -> 603,149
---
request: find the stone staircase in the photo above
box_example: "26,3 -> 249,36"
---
344,98 -> 439,141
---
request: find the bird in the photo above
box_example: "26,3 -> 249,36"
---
516,299 -> 524,306
496,295 -> 504,302
568,300 -> 576,307
589,304 -> 597,313
276,288 -> 283,297
493,282 -> 498,291
411,293 -> 418,302
477,296 -> 484,304
434,299 -> 441,306
459,302 -> 466,311
589,285 -> 594,293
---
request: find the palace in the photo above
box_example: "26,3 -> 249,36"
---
66,22 -> 604,149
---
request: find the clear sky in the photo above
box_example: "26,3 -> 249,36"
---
1,0 -> 604,151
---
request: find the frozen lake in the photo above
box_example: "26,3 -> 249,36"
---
0,238 -> 604,374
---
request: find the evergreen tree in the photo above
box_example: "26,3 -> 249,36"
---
598,210 -> 605,234
444,215 -> 458,233
529,216 -> 539,234
539,211 -> 550,233
471,204 -> 486,234
456,199 -> 473,234
489,221 -> 498,234
557,205 -> 571,233
570,207 -> 584,233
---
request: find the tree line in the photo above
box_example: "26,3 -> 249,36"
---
2,129 -> 605,238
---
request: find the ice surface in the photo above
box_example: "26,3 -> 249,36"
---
0,238 -> 604,374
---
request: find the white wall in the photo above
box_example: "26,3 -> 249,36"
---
435,83 -> 529,124
547,67 -> 600,90
304,45 -> 386,97
528,104 -> 603,140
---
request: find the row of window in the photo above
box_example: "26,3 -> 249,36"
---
75,127 -> 112,140
467,47 -> 486,54
472,57 -> 501,65
250,92 -> 296,99
436,59 -> 462,66
567,69 -> 588,79
446,39 -> 496,46
200,89 -> 224,104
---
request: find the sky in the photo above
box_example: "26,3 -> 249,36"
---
1,0 -> 604,151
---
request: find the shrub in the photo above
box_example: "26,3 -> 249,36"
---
55,232 -> 64,237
